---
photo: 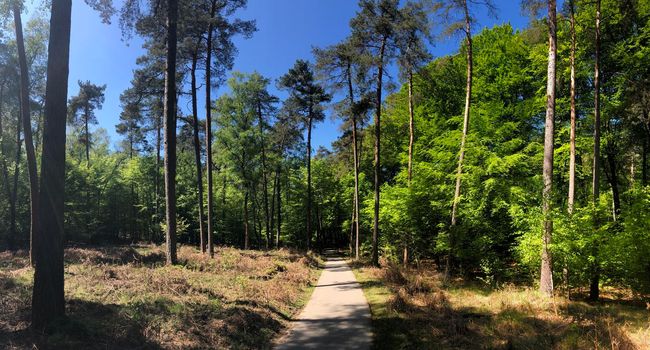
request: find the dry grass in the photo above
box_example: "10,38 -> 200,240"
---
352,260 -> 650,350
0,245 -> 321,349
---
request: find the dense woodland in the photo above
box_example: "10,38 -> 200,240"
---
1,0 -> 650,333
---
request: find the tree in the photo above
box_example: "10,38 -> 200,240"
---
351,0 -> 400,266
13,1 -> 39,264
314,36 -> 372,259
278,60 -> 331,250
32,0 -> 72,329
589,0 -> 601,301
567,0 -> 577,214
441,0 -> 496,229
68,80 -> 106,167
540,0 -> 557,297
163,0 -> 179,265
250,73 -> 277,248
202,0 -> 256,257
396,0 -> 432,264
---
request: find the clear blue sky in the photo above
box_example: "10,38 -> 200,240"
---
48,0 -> 550,150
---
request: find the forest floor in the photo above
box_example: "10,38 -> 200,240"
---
0,245 -> 322,349
352,261 -> 650,350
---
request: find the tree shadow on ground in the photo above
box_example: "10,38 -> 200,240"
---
0,273 -> 288,349
361,276 -> 641,350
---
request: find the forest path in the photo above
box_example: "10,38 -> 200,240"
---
275,253 -> 373,350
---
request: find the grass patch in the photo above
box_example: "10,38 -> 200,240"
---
0,245 -> 321,349
352,260 -> 650,350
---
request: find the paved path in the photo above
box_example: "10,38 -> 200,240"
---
276,255 -> 373,350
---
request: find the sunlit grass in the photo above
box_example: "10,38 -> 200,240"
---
352,260 -> 650,350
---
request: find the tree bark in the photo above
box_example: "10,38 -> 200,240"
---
205,0 -> 217,258
276,164 -> 282,248
372,37 -> 387,267
257,102 -> 271,249
31,0 -> 71,329
540,0 -> 557,298
14,4 -> 39,264
344,61 -> 361,260
407,70 -> 415,184
451,1 -> 472,228
244,191 -> 249,250
568,0 -> 577,214
163,0 -> 178,265
9,107 -> 21,251
190,50 -> 206,253
589,0 -> 601,302
307,114 -> 313,250
84,104 -> 90,167
643,137 -> 648,186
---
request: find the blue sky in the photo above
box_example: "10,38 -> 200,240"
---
42,0 -> 547,151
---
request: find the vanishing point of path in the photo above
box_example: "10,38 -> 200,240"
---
276,252 -> 373,350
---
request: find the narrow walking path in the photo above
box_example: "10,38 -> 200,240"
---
276,253 -> 373,350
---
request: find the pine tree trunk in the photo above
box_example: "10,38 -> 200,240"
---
346,61 -> 361,260
372,37 -> 387,267
606,151 -> 621,220
589,0 -> 602,302
190,51 -> 206,253
307,115 -> 313,250
244,191 -> 249,250
540,0 -> 557,297
14,4 -> 39,264
163,0 -> 178,265
407,71 -> 415,184
155,112 -> 161,241
9,111 -> 21,251
257,102 -> 271,249
205,1 -> 216,258
31,0 -> 71,329
568,0 -> 577,214
643,137 -> 648,186
84,105 -> 90,167
270,167 -> 277,247
276,165 -> 282,248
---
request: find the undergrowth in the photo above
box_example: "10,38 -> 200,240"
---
0,245 -> 321,349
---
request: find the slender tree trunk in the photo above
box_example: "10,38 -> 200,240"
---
0,85 -> 13,244
221,175 -> 226,244
592,0 -> 601,205
276,164 -> 282,248
155,112 -> 161,241
14,4 -> 39,263
205,2 -> 216,258
347,62 -> 361,260
270,167 -> 277,247
447,4 -> 473,277
190,51 -> 206,253
606,150 -> 621,220
84,105 -> 90,167
257,102 -> 271,249
404,70 -> 416,265
540,0 -> 557,297
9,112 -> 21,251
451,3 -> 473,228
407,70 -> 415,184
372,37 -> 387,267
163,0 -> 179,265
589,0 -> 602,301
643,137 -> 648,186
244,191 -> 249,250
31,0 -> 71,329
307,115 -> 313,250
568,0 -> 577,214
